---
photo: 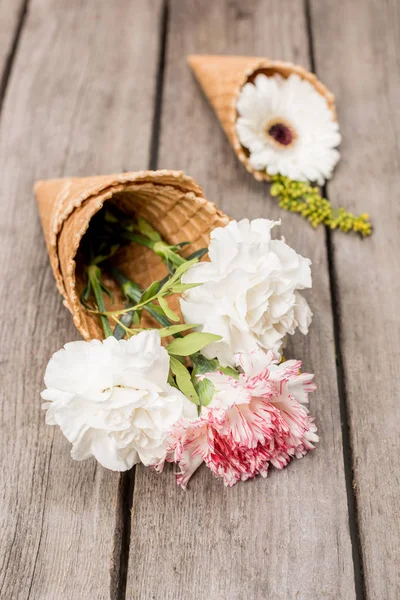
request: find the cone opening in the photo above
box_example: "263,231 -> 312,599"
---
73,186 -> 204,338
246,65 -> 300,84
54,178 -> 231,340
36,170 -> 230,340
241,63 -> 335,112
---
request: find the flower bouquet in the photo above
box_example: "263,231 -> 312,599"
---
188,54 -> 371,236
36,170 -> 318,488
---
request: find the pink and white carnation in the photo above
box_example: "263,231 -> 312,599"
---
165,350 -> 318,488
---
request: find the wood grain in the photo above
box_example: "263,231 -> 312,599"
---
127,1 -> 356,598
310,0 -> 400,597
0,0 -> 26,81
0,0 -> 163,598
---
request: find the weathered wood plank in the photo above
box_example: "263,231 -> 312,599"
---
0,0 -> 26,80
310,0 -> 400,597
0,1 -> 162,598
127,1 -> 356,598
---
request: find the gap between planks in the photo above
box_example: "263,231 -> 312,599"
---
126,1 -> 355,599
113,2 -> 170,599
0,1 -> 364,598
117,6 -> 362,599
304,0 -> 365,597
0,0 -> 29,111
0,1 -> 165,598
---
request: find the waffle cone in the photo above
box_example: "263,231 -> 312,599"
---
188,54 -> 337,181
35,170 -> 230,340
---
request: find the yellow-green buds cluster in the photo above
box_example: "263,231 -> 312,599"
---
270,175 -> 372,237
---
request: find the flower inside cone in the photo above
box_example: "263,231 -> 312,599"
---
236,72 -> 341,184
41,213 -> 318,488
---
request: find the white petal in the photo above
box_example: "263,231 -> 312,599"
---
294,292 -> 313,334
235,72 -> 340,183
42,332 -> 188,472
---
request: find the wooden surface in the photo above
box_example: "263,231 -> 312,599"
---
0,1 -> 398,599
0,1 -> 163,599
310,1 -> 400,597
0,0 -> 26,83
127,2 -> 355,598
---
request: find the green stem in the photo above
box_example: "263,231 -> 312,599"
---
122,231 -> 186,267
108,265 -> 172,329
121,231 -> 155,249
88,265 -> 113,338
108,265 -> 141,301
112,301 -> 135,340
108,266 -> 187,340
154,242 -> 186,267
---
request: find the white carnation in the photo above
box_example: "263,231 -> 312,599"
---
41,331 -> 197,471
180,219 -> 312,367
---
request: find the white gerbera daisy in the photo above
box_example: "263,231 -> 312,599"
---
236,73 -> 341,185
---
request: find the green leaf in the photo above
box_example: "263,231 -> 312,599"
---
122,280 -> 142,302
132,310 -> 141,326
143,303 -> 172,328
172,257 -> 199,280
137,217 -> 162,241
145,303 -> 164,316
166,332 -> 222,356
191,353 -> 219,374
158,296 -> 180,322
166,259 -> 174,275
186,248 -> 208,261
100,282 -> 114,303
191,352 -> 240,380
165,249 -> 186,267
169,282 -> 202,293
113,309 -> 134,340
220,365 -> 240,379
194,376 -> 215,407
80,278 -> 92,309
156,244 -> 186,267
159,257 -> 199,294
173,241 -> 191,249
170,356 -> 200,405
158,323 -> 199,337
140,280 -> 160,303
122,231 -> 155,249
168,371 -> 178,388
87,264 -> 113,338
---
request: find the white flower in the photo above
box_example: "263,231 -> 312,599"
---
236,73 -> 341,185
41,331 -> 197,471
180,218 -> 312,367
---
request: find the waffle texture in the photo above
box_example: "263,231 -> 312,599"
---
188,54 -> 337,181
35,170 -> 230,340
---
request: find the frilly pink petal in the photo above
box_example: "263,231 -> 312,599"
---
165,349 -> 318,488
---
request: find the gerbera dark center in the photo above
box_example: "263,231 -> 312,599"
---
268,123 -> 293,146
265,118 -> 297,149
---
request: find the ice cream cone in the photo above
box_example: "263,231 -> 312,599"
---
35,170 -> 230,340
188,54 -> 337,181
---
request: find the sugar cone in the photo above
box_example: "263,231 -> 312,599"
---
188,54 -> 337,181
35,170 -> 230,340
